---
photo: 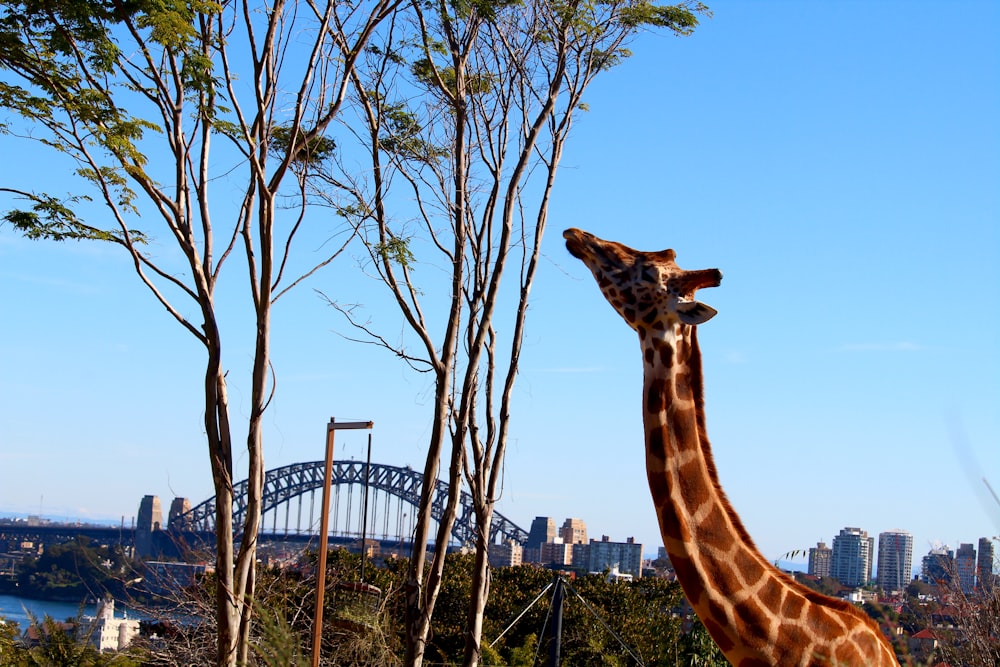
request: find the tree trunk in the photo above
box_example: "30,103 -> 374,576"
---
404,377 -> 467,666
404,374 -> 451,666
462,505 -> 494,667
205,361 -> 239,667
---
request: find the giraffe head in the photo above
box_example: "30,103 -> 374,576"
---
564,228 -> 722,333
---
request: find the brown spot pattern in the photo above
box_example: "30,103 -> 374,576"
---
733,596 -> 769,640
681,478 -> 716,530
781,590 -> 806,621
702,615 -> 735,652
733,550 -> 766,589
670,555 -> 700,601
755,573 -> 784,613
646,380 -> 666,414
647,427 -> 666,461
646,473 -> 670,515
669,409 -> 699,456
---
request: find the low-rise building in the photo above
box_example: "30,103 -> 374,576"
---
588,535 -> 642,578
87,599 -> 140,653
540,540 -> 572,567
488,540 -> 523,568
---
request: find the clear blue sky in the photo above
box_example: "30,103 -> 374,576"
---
1,1 -> 997,572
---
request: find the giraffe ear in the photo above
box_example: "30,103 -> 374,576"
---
677,301 -> 717,325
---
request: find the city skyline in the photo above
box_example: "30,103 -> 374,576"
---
1,1 -> 998,567
2,500 -> 994,581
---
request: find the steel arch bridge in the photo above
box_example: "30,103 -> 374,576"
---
169,460 -> 529,547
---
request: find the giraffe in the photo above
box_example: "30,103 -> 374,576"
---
563,228 -> 897,667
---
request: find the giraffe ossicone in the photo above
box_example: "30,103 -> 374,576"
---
564,228 -> 897,666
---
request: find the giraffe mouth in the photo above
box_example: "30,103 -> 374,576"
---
563,228 -> 589,259
673,269 -> 723,294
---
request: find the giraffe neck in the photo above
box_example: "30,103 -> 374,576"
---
641,323 -> 771,658
641,325 -> 898,666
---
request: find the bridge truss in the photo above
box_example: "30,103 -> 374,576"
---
171,460 -> 528,547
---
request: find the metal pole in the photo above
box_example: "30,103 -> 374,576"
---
360,433 -> 372,583
311,418 -> 373,667
548,574 -> 564,667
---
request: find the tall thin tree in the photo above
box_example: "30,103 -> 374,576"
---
0,0 -> 400,664
321,0 -> 708,664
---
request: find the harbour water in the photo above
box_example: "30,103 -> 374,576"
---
0,594 -> 138,630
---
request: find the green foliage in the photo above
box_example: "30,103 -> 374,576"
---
251,599 -> 303,667
449,0 -> 522,23
478,639 -> 505,665
556,573 -> 684,665
13,538 -> 132,603
618,1 -> 707,32
40,548 -> 732,667
0,0 -> 223,241
504,632 -> 538,666
905,578 -> 933,598
14,612 -> 141,667
0,617 -> 26,667
794,572 -> 843,598
0,192 -> 132,244
269,125 -> 337,165
677,617 -> 727,666
410,58 -> 496,97
378,103 -> 447,162
374,236 -> 415,268
256,551 -> 694,665
0,1 -> 119,72
134,0 -> 223,51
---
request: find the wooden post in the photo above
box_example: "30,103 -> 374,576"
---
311,418 -> 373,667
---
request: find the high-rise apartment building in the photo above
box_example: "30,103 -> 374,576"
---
830,527 -> 873,588
977,537 -> 995,591
876,530 -> 913,593
808,542 -> 832,579
921,547 -> 954,585
523,516 -> 557,563
525,516 -> 556,549
560,518 -> 588,545
955,543 -> 976,593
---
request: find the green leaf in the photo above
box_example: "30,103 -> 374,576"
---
1,191 -> 146,244
375,236 -> 415,268
269,125 -> 337,164
618,2 -> 705,33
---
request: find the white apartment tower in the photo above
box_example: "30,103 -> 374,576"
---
876,530 -> 913,593
831,527 -> 874,588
